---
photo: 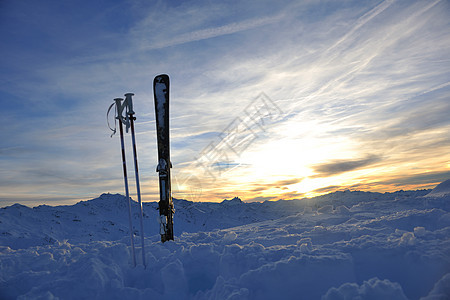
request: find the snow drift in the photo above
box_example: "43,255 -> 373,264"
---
1,183 -> 449,299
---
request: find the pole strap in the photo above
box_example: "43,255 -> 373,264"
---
107,102 -> 117,137
108,94 -> 135,137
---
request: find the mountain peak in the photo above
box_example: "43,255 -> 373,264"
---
75,193 -> 135,210
221,197 -> 243,205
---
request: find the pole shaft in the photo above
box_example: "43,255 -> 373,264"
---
119,118 -> 137,267
129,116 -> 146,267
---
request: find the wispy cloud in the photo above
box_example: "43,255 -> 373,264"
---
311,155 -> 382,178
325,0 -> 396,54
141,14 -> 284,51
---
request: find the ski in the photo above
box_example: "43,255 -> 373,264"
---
153,74 -> 174,242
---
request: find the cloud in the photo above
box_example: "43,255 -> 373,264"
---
310,171 -> 450,195
335,171 -> 450,193
311,186 -> 343,194
249,178 -> 302,192
1,0 -> 449,205
379,171 -> 450,187
325,0 -> 396,54
312,155 -> 382,178
141,14 -> 285,51
244,196 -> 278,203
274,178 -> 303,187
0,195 -> 84,208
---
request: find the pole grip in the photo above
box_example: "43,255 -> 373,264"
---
124,93 -> 135,115
114,98 -> 124,119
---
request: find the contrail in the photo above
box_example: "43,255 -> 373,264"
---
143,14 -> 284,50
326,0 -> 395,53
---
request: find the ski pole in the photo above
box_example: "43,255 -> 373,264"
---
115,97 -> 137,267
125,93 -> 146,268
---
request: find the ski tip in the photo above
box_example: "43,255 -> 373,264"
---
154,74 -> 169,83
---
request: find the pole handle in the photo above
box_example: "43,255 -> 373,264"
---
124,93 -> 135,115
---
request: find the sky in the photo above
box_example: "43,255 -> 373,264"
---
0,0 -> 449,206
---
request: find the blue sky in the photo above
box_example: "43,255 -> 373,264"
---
1,0 -> 449,206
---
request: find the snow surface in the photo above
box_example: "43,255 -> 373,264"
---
425,179 -> 450,198
1,184 -> 449,299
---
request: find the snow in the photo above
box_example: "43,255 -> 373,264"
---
1,182 -> 449,299
322,277 -> 408,300
154,79 -> 167,129
425,179 -> 450,197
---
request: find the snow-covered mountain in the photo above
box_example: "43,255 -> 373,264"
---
425,179 -> 450,197
1,184 -> 449,299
